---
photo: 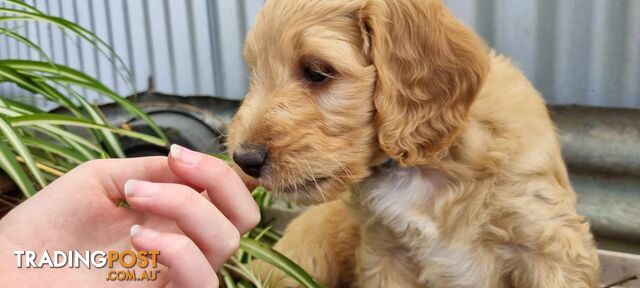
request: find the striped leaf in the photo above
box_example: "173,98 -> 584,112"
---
0,115 -> 46,192
239,238 -> 322,288
0,138 -> 35,197
8,113 -> 166,147
2,60 -> 168,143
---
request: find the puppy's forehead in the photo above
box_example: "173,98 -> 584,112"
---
246,0 -> 366,75
263,0 -> 361,21
250,0 -> 361,46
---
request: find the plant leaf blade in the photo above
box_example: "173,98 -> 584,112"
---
239,238 -> 323,288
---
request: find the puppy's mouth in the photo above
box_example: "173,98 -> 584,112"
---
280,176 -> 331,193
266,175 -> 334,202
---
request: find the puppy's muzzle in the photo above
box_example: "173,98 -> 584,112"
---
233,143 -> 268,178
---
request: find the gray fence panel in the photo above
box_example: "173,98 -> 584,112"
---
0,0 -> 262,107
0,0 -> 639,109
445,0 -> 640,108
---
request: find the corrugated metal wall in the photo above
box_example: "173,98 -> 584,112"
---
445,0 -> 640,109
0,0 -> 263,109
1,0 -> 639,109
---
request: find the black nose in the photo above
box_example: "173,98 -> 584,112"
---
232,144 -> 268,178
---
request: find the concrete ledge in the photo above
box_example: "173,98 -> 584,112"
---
600,249 -> 640,287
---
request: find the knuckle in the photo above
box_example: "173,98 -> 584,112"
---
76,159 -> 117,178
178,186 -> 196,208
221,229 -> 241,257
173,236 -> 196,257
174,187 -> 200,220
78,159 -> 106,172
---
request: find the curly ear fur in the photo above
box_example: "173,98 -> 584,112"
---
360,0 -> 490,166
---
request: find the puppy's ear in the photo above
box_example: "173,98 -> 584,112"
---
360,0 -> 489,165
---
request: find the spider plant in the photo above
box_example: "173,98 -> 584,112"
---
0,1 -> 320,287
0,0 -> 167,196
232,204 -> 320,288
214,154 -> 319,288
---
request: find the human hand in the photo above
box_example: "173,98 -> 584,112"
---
0,145 -> 260,288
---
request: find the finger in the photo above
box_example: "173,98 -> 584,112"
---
129,225 -> 218,288
73,156 -> 185,202
125,180 -> 240,269
168,145 -> 260,234
233,164 -> 260,191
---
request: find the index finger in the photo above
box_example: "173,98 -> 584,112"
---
168,145 -> 260,234
75,156 -> 185,203
233,164 -> 260,191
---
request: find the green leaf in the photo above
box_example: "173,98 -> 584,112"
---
251,227 -> 282,243
213,152 -> 232,164
0,16 -> 30,22
65,87 -> 125,158
0,27 -> 53,63
239,238 -> 323,288
8,114 -> 166,147
19,136 -> 85,164
0,115 -> 46,193
0,6 -> 129,77
2,60 -> 168,143
0,96 -> 44,114
0,0 -> 167,199
0,98 -> 98,160
118,200 -> 131,208
10,71 -> 126,158
23,155 -> 68,176
0,138 -> 36,197
0,0 -> 41,13
227,257 -> 262,287
0,63 -> 79,113
220,268 -> 238,288
29,125 -> 100,157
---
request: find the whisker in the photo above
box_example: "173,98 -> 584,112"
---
317,150 -> 364,204
301,158 -> 326,203
293,160 -> 309,201
287,167 -> 299,204
310,154 -> 356,203
297,157 -> 319,202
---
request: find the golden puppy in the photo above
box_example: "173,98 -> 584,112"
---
227,0 -> 599,287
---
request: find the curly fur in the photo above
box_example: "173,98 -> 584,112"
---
227,0 -> 600,287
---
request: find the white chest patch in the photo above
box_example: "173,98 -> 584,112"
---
358,166 -> 491,287
360,166 -> 444,235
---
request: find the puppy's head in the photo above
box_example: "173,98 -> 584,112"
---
227,0 -> 488,204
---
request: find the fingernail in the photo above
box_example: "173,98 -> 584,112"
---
130,225 -> 160,239
170,144 -> 201,166
124,179 -> 136,197
124,180 -> 159,198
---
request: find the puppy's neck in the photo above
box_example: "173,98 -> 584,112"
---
349,115 -> 493,229
351,164 -> 449,233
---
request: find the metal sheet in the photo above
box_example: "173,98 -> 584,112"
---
0,0 -> 262,105
445,0 -> 640,108
1,0 -> 639,108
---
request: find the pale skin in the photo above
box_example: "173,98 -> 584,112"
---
0,145 -> 260,288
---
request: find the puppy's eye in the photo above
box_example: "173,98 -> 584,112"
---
303,65 -> 331,83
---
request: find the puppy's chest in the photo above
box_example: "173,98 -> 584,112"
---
357,167 -> 445,239
354,167 -> 490,287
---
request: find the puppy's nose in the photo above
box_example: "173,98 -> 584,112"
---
232,144 -> 268,178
